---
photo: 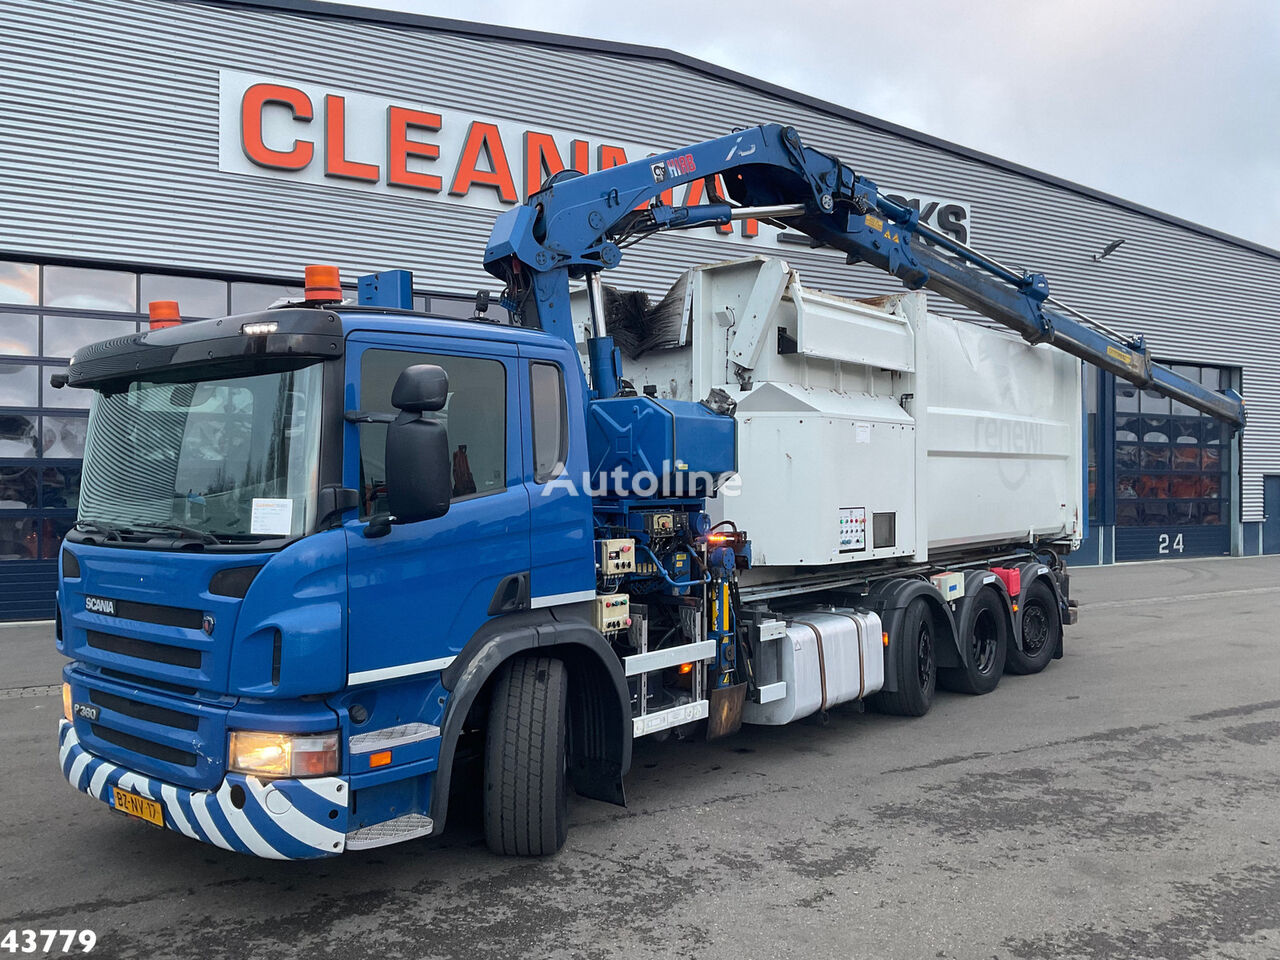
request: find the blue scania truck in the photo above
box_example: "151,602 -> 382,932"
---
53,124 -> 1244,858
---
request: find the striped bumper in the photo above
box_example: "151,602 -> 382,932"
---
58,721 -> 349,859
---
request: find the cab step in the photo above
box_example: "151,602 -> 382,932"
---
345,814 -> 434,850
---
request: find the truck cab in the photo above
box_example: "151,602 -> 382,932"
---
57,300 -> 626,858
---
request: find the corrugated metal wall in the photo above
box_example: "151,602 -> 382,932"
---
2,0 -> 1277,520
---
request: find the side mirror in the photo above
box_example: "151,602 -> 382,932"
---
383,365 -> 451,525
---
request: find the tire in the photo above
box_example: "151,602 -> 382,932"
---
938,587 -> 1008,695
1006,579 -> 1061,675
871,597 -> 937,716
483,655 -> 569,856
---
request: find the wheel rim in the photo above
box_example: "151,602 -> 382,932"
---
917,621 -> 935,690
1023,603 -> 1049,655
971,608 -> 998,674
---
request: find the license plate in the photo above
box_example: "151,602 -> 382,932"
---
112,787 -> 163,827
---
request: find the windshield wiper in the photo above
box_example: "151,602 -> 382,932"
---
128,522 -> 223,545
73,520 -> 125,542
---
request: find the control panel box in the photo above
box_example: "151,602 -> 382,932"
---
593,594 -> 631,633
837,506 -> 866,553
646,513 -> 675,535
598,538 -> 636,575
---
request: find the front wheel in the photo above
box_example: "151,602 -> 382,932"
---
871,597 -> 937,717
1006,579 -> 1061,675
483,655 -> 569,856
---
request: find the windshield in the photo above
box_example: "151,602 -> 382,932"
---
78,364 -> 323,541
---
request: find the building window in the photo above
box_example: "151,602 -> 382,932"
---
0,262 -> 38,305
0,466 -> 38,509
424,294 -> 510,323
0,363 -> 38,406
43,265 -> 137,312
1115,363 -> 1232,528
231,281 -> 303,314
0,314 -> 38,355
42,315 -> 138,359
140,274 -> 229,318
0,414 -> 39,458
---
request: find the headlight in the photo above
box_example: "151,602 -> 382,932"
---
62,683 -> 72,722
228,730 -> 339,778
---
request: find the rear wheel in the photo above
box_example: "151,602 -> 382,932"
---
1006,579 -> 1061,675
939,588 -> 1008,695
483,655 -> 569,856
871,598 -> 937,716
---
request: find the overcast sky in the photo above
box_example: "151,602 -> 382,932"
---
351,0 -> 1280,251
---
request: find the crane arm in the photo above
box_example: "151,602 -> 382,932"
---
483,123 -> 1244,428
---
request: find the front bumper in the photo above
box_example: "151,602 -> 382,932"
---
58,720 -> 349,860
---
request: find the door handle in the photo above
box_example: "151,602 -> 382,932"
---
488,572 -> 530,615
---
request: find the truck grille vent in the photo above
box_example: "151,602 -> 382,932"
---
99,668 -> 197,696
91,723 -> 197,767
89,690 -> 199,731
111,599 -> 203,631
87,630 -> 202,669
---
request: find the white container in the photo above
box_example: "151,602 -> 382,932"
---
743,609 -> 884,725
571,256 -> 1083,587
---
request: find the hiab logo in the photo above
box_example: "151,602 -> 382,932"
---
650,154 -> 697,183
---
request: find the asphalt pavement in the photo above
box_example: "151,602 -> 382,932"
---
2,555 -> 1279,959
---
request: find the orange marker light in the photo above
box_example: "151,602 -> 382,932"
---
882,631 -> 889,648
147,300 -> 181,330
369,750 -> 392,768
678,663 -> 693,675
304,264 -> 343,302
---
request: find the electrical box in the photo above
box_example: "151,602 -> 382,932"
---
593,594 -> 631,633
598,538 -> 636,575
646,513 -> 675,535
930,571 -> 965,601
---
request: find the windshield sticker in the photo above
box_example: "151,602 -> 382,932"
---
250,498 -> 294,536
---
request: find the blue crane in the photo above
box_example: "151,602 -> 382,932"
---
484,123 -> 1244,428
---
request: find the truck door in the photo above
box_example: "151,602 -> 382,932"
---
519,344 -> 597,607
343,333 -> 531,684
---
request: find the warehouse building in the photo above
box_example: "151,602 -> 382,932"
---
2,0 -> 1278,619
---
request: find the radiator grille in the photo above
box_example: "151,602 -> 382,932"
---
87,630 -> 202,669
89,689 -> 200,731
91,723 -> 197,767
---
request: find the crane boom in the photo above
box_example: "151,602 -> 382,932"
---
484,123 -> 1244,428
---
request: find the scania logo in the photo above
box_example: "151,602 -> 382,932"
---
84,596 -> 116,616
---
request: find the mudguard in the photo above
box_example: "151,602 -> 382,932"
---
1014,561 -> 1066,659
430,610 -> 632,833
952,569 -> 1015,666
865,578 -> 961,693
